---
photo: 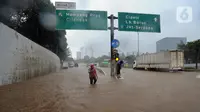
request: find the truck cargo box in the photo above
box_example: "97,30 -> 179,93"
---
133,50 -> 184,71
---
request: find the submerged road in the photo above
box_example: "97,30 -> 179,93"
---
0,66 -> 200,112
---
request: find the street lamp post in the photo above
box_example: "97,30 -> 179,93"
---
137,32 -> 140,56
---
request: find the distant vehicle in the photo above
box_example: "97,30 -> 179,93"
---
133,50 -> 184,71
62,61 -> 68,69
74,63 -> 79,67
68,61 -> 74,68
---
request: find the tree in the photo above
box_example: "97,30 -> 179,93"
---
125,55 -> 136,64
187,40 -> 200,69
177,41 -> 190,63
0,0 -> 71,60
177,40 -> 186,50
177,39 -> 200,69
95,55 -> 110,63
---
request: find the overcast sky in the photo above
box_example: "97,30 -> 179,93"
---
51,0 -> 200,58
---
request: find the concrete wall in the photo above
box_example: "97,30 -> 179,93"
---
0,23 -> 61,86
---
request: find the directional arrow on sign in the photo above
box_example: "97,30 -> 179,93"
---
116,42 -> 119,46
154,17 -> 157,22
111,39 -> 120,48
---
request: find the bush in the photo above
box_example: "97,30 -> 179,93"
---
184,67 -> 195,69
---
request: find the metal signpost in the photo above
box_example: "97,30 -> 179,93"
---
108,15 -> 118,76
56,10 -> 108,30
111,39 -> 120,76
55,6 -> 161,76
137,32 -> 139,56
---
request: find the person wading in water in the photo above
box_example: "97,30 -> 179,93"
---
116,60 -> 124,78
88,64 -> 98,85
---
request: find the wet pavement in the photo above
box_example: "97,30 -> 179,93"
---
0,67 -> 200,112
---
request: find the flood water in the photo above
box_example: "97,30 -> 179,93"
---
1,67 -> 200,112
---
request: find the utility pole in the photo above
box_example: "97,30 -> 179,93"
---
137,32 -> 140,56
108,15 -> 118,76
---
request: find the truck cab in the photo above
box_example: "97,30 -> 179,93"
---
68,61 -> 74,68
62,61 -> 69,69
132,61 -> 137,69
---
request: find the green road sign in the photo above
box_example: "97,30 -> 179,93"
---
56,10 -> 108,30
118,12 -> 161,33
102,61 -> 109,64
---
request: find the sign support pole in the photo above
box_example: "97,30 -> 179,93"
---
137,32 -> 140,56
108,14 -> 118,76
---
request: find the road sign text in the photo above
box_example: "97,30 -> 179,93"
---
56,10 -> 107,30
118,12 -> 161,33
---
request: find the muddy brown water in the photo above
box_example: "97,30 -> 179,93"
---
0,67 -> 200,112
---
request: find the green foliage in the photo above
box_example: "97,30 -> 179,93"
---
0,0 -> 70,61
76,53 -> 136,65
184,67 -> 195,69
177,39 -> 200,69
125,55 -> 136,64
95,55 -> 110,63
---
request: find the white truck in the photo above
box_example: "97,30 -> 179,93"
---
68,61 -> 75,68
62,61 -> 69,69
133,50 -> 184,71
